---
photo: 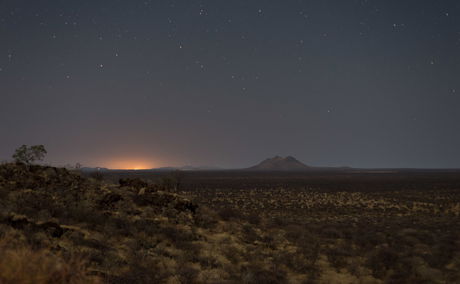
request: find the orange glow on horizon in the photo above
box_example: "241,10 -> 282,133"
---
104,159 -> 157,170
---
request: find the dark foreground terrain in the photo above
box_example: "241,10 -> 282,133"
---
1,165 -> 459,283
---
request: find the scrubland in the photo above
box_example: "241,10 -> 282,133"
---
0,164 -> 459,283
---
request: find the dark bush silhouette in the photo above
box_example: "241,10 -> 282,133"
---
12,145 -> 47,165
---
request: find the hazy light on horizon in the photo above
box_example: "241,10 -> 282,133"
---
98,158 -> 158,170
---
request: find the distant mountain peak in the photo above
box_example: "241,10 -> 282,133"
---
248,156 -> 310,171
284,156 -> 298,162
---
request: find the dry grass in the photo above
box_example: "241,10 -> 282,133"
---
0,235 -> 98,284
1,164 -> 459,283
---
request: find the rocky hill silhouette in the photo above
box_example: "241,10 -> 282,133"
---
248,156 -> 310,171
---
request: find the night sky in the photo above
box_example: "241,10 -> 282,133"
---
1,1 -> 459,169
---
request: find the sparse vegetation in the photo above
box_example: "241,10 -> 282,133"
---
0,165 -> 459,283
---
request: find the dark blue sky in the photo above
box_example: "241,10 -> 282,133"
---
1,0 -> 459,168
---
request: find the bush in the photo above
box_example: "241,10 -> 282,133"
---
217,207 -> 242,221
367,246 -> 400,278
242,263 -> 287,284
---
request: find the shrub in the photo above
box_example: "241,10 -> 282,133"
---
242,263 -> 287,284
367,246 -> 399,278
177,263 -> 200,283
217,207 -> 242,221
